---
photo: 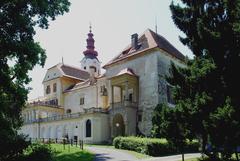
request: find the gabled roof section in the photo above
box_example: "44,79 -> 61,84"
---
64,79 -> 91,92
43,63 -> 89,82
60,64 -> 90,80
103,29 -> 185,68
115,68 -> 137,77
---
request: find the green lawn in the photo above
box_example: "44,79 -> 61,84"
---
50,144 -> 94,161
184,159 -> 198,161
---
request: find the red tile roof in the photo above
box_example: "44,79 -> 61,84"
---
103,29 -> 185,68
60,64 -> 90,80
64,79 -> 91,92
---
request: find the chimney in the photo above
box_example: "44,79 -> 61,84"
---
131,33 -> 138,50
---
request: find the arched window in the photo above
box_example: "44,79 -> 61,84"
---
86,119 -> 91,137
66,109 -> 71,114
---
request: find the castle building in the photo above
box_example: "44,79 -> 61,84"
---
20,27 -> 185,143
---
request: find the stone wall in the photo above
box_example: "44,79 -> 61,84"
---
20,113 -> 110,144
104,49 -> 185,136
104,49 -> 159,136
64,85 -> 97,113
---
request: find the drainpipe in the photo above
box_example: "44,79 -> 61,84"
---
38,119 -> 40,139
96,84 -> 98,108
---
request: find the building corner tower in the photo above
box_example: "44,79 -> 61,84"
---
81,25 -> 101,76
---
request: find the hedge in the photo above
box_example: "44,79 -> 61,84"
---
113,136 -> 200,156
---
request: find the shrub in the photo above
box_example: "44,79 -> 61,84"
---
113,136 -> 200,156
24,143 -> 54,161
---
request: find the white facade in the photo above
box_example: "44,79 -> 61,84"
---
20,29 -> 185,143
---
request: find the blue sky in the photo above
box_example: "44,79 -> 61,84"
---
28,0 -> 192,100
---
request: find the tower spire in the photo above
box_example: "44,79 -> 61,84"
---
89,22 -> 92,33
80,25 -> 101,76
83,24 -> 98,58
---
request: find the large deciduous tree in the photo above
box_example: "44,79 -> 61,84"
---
153,0 -> 240,160
0,1 -> 70,161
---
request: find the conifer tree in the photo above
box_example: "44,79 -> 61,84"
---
153,1 -> 240,160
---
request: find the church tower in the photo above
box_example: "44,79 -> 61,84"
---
81,25 -> 101,76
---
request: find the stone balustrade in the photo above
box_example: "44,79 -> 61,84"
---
27,100 -> 60,108
23,107 -> 108,124
110,101 -> 138,109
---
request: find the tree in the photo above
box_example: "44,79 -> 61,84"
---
152,104 -> 192,161
0,1 -> 70,161
163,0 -> 240,160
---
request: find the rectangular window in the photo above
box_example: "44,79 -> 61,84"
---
80,97 -> 85,105
100,85 -> 105,92
167,84 -> 175,104
53,83 -> 57,92
138,114 -> 142,122
46,85 -> 51,94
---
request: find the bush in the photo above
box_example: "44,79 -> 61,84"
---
24,143 -> 54,161
113,136 -> 200,156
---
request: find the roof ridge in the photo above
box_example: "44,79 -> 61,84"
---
61,63 -> 87,72
148,29 -> 185,60
103,28 -> 185,68
47,62 -> 62,70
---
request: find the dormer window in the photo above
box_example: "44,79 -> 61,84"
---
46,85 -> 51,94
53,83 -> 57,92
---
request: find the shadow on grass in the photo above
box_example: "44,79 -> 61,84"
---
53,150 -> 94,161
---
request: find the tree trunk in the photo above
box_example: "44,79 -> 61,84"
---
182,153 -> 185,161
202,135 -> 207,154
235,152 -> 239,161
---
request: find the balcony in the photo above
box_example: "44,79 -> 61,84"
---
27,99 -> 60,108
109,101 -> 138,115
110,101 -> 137,109
24,107 -> 108,124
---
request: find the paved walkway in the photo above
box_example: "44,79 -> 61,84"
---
87,146 -> 138,161
86,146 -> 201,161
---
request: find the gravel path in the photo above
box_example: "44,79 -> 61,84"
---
86,146 -> 201,161
87,146 -> 138,161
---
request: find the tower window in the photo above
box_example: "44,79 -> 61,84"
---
90,66 -> 96,72
84,66 -> 86,70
